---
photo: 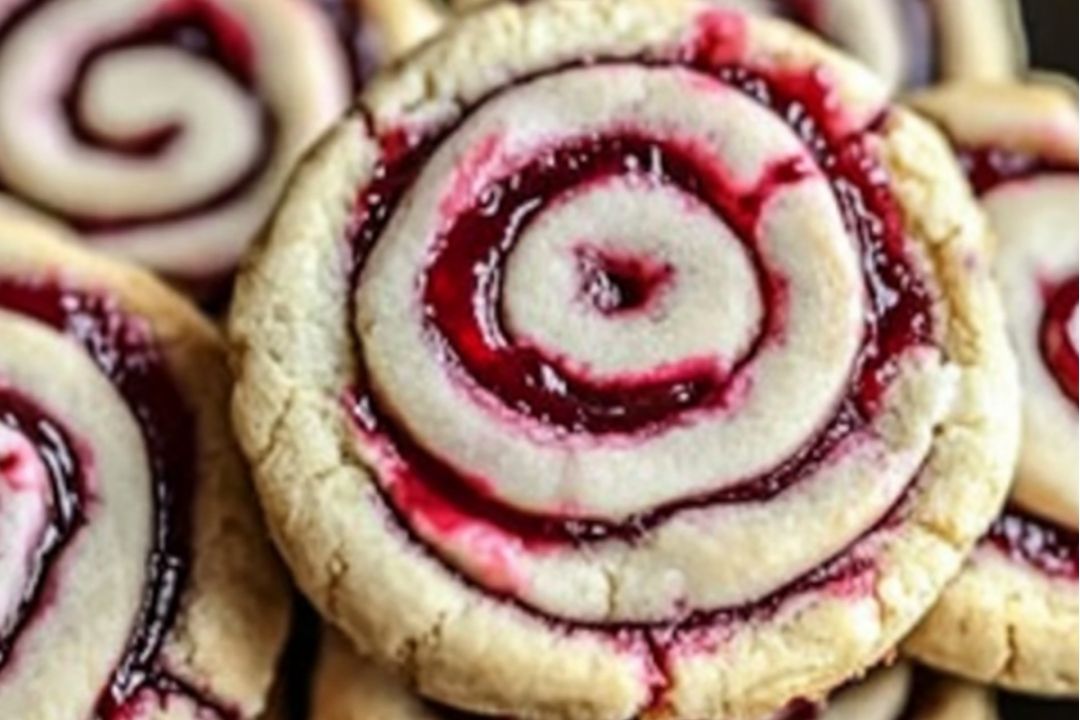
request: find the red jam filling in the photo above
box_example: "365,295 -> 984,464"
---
958,146 -> 1077,197
575,247 -> 674,316
1040,275 -> 1079,404
0,389 -> 84,668
346,50 -> 933,564
986,506 -> 1079,581
773,699 -> 821,720
0,277 -> 220,717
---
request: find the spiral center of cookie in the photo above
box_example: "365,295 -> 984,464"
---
0,0 -> 274,233
1040,274 -> 1079,404
576,247 -> 673,315
346,51 -> 939,624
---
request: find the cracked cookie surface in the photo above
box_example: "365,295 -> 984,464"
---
310,628 -> 995,720
229,1 -> 1018,718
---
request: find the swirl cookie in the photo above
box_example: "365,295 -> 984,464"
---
0,0 -> 440,289
230,1 -> 1018,718
904,84 -> 1079,697
311,629 -> 994,720
0,197 -> 289,718
768,0 -> 1024,92
449,0 -> 1024,93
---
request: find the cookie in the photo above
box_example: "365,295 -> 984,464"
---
449,0 -> 1024,92
904,83 -> 1079,696
0,0 -> 440,289
768,0 -> 1024,92
0,196 -> 289,718
311,628 -> 993,720
229,2 -> 1018,718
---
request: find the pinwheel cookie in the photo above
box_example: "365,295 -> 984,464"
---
449,0 -> 1024,93
767,0 -> 1024,92
311,629 -> 995,720
230,1 -> 1018,718
0,0 -> 441,289
0,197 -> 289,718
905,84 -> 1079,697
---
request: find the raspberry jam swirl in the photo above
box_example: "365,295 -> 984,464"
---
961,144 -> 1079,581
0,0 -> 352,282
340,8 -> 950,698
0,277 -> 222,718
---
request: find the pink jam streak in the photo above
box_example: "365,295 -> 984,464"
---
1040,275 -> 1079,404
343,11 -> 936,710
0,277 -> 230,718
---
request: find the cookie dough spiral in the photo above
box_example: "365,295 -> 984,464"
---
0,0 -> 354,282
231,2 -> 1018,718
0,199 -> 288,719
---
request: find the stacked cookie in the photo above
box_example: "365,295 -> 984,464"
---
0,1 -> 1074,719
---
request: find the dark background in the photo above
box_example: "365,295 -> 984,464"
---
1021,0 -> 1078,78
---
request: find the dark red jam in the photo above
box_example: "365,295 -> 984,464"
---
0,276 -> 221,718
0,389 -> 85,667
343,17 -> 934,709
575,247 -> 674,315
985,506 -> 1079,581
347,58 -> 932,534
0,0 -> 275,234
1040,275 -> 1079,404
958,146 -> 1077,197
772,698 -> 822,720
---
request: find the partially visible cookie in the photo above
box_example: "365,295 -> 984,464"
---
311,628 -> 993,720
769,0 -> 1024,92
0,196 -> 290,718
905,83 -> 1079,696
448,0 -> 1025,92
0,0 -> 441,291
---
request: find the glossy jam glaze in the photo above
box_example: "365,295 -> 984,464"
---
1040,274 -> 1079,404
346,66 -> 931,538
0,276 -> 216,717
0,389 -> 84,668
